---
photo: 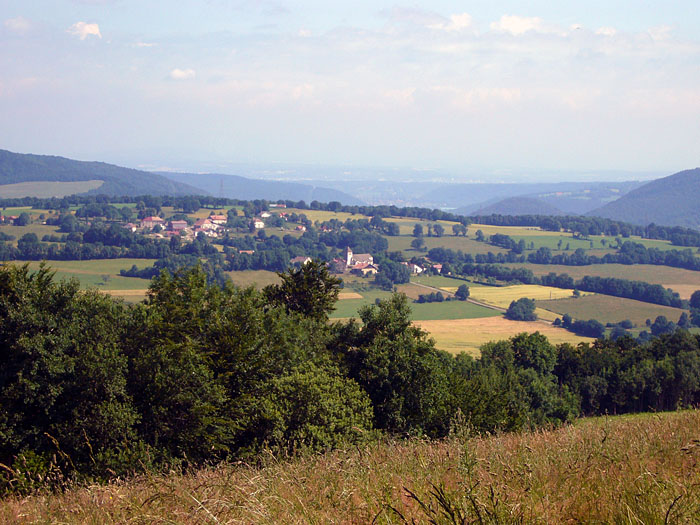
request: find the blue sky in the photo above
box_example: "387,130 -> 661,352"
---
2,1 -> 699,179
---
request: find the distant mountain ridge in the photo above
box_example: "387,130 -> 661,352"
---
472,197 -> 566,216
161,172 -> 365,206
0,149 -> 203,197
588,168 -> 700,229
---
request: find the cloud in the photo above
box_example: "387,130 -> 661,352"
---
169,68 -> 196,80
428,13 -> 473,32
490,15 -> 546,36
67,21 -> 102,40
648,25 -> 672,41
596,26 -> 617,37
134,42 -> 157,48
4,16 -> 31,34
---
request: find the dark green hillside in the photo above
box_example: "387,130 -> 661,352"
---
162,172 -> 365,205
589,168 -> 700,229
0,149 -> 204,197
473,196 -> 565,216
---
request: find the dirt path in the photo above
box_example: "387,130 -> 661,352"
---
411,281 -> 508,313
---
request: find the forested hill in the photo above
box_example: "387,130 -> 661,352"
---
0,149 -> 204,197
589,168 -> 700,229
472,196 -> 565,216
161,171 -> 365,205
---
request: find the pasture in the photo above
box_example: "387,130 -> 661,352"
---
329,287 -> 499,321
8,259 -> 157,294
225,269 -> 281,289
387,234 -> 505,255
0,180 -> 104,198
536,294 -> 688,327
414,317 -> 595,356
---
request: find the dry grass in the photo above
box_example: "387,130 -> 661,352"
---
4,410 -> 698,523
510,263 -> 700,288
663,284 -> 700,301
537,294 -> 688,327
415,317 -> 594,356
469,284 -> 588,308
338,291 -> 363,300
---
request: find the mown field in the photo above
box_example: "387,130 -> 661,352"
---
415,317 -> 594,355
536,294 -> 689,328
5,409 -> 697,523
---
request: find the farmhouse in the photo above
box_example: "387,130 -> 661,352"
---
141,216 -> 165,229
402,262 -> 424,274
253,219 -> 265,229
209,215 -> 227,225
351,263 -> 379,276
169,220 -> 188,231
194,218 -> 219,231
290,256 -> 312,266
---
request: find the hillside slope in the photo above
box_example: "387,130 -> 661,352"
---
0,149 -> 204,197
472,196 -> 566,216
162,172 -> 365,205
588,168 -> 700,228
5,410 -> 698,523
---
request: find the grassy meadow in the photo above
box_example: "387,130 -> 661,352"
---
5,409 -> 697,523
0,180 -> 105,198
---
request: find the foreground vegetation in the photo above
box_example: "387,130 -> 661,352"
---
3,261 -> 700,499
2,410 -> 699,523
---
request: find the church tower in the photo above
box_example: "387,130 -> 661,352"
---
345,246 -> 353,267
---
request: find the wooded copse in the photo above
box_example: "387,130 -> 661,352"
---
2,261 -> 700,495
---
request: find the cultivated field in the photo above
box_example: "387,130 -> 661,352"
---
468,284 -> 586,308
415,317 -> 594,355
0,180 -> 104,198
510,262 -> 700,293
536,294 -> 688,327
7,405 -> 696,523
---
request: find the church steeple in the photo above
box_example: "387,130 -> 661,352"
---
345,246 -> 353,267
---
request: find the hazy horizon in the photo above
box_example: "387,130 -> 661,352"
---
2,1 -> 699,179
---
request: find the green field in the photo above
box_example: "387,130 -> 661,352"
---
330,286 -> 499,321
225,269 -> 281,289
387,234 -> 506,255
0,223 -> 60,244
536,294 -> 688,327
8,259 -> 157,292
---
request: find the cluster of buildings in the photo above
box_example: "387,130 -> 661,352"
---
126,214 -> 230,239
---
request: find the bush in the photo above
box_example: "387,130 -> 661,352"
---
505,298 -> 537,321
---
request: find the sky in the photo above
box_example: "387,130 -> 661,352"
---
1,1 -> 700,180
